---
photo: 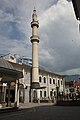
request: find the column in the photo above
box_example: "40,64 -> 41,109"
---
3,86 -> 6,103
7,82 -> 11,107
17,79 -> 19,107
14,79 -> 19,107
47,74 -> 50,99
14,80 -> 18,107
37,89 -> 40,103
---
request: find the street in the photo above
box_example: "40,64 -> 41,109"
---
0,104 -> 80,120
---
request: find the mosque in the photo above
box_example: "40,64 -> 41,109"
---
0,8 -> 64,108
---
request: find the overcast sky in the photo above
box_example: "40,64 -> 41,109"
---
0,0 -> 80,75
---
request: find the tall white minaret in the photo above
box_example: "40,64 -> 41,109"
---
30,8 -> 40,89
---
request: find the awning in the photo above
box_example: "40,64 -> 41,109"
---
0,67 -> 23,82
0,58 -> 23,82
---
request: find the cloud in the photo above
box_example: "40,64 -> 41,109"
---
0,37 -> 31,56
0,9 -> 14,22
39,0 -> 80,74
0,0 -> 80,75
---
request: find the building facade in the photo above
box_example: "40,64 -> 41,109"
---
1,53 -> 64,104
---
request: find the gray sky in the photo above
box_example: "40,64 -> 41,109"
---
0,0 -> 80,75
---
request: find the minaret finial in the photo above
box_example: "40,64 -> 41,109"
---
32,7 -> 37,21
33,6 -> 36,14
34,6 -> 35,11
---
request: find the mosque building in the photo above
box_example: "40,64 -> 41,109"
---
0,9 -> 64,108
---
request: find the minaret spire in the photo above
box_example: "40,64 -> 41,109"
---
30,8 -> 40,89
34,6 -> 35,11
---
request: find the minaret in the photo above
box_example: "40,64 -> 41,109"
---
30,8 -> 40,89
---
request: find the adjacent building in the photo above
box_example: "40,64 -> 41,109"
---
65,75 -> 80,99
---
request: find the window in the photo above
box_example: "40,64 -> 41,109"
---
44,77 -> 46,83
53,79 -> 55,84
39,76 -> 42,82
10,56 -> 14,60
40,91 -> 42,98
50,78 -> 52,84
58,80 -> 60,86
44,91 -> 46,97
50,91 -> 53,97
61,81 -> 63,85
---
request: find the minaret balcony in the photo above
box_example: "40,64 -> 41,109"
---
30,35 -> 39,43
31,21 -> 39,28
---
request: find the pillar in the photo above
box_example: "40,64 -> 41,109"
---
15,80 -> 18,107
47,74 -> 50,99
14,79 -> 19,107
7,82 -> 11,107
17,79 -> 19,107
3,86 -> 6,103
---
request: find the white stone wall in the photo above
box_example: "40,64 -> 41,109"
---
24,87 -> 30,103
21,69 -> 31,103
38,72 -> 64,100
9,61 -> 64,103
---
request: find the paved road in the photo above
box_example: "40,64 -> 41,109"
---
0,105 -> 80,120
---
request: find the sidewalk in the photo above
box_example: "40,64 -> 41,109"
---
19,102 -> 55,109
0,102 -> 56,113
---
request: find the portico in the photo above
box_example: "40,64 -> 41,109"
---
0,58 -> 23,108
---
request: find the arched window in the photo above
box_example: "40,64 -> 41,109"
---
40,91 -> 42,98
53,79 -> 55,84
50,91 -> 53,98
39,76 -> 42,82
50,78 -> 52,84
58,80 -> 60,86
44,91 -> 46,97
44,77 -> 46,83
61,81 -> 63,85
